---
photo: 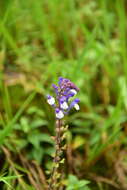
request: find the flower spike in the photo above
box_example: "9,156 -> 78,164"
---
47,77 -> 80,119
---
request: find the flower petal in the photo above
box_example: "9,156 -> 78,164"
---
55,108 -> 64,119
60,102 -> 68,110
47,95 -> 55,105
74,103 -> 80,110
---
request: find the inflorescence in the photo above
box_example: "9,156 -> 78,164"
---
47,77 -> 80,119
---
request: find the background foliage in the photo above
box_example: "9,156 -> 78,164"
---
0,0 -> 127,189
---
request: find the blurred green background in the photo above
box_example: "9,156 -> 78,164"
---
0,0 -> 127,189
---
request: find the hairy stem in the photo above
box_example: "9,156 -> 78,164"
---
49,119 -> 63,190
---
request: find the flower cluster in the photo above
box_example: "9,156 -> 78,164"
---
47,77 -> 80,119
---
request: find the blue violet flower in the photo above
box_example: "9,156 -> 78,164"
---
47,77 -> 80,119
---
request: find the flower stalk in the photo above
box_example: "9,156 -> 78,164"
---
49,119 -> 65,190
47,77 -> 80,189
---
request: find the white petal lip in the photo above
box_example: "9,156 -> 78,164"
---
56,110 -> 64,119
60,102 -> 68,110
74,104 -> 80,110
47,97 -> 55,105
70,89 -> 77,95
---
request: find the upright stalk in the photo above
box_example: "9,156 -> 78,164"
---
47,77 -> 80,189
49,119 -> 64,190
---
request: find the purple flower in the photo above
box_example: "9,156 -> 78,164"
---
55,108 -> 64,119
70,98 -> 80,110
47,95 -> 55,105
47,77 -> 80,119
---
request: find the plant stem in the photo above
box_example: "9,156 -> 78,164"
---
49,119 -> 63,190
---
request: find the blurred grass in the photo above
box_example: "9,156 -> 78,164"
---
0,0 -> 127,189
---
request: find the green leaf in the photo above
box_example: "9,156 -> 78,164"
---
0,174 -> 22,189
28,132 -> 54,148
66,175 -> 90,190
